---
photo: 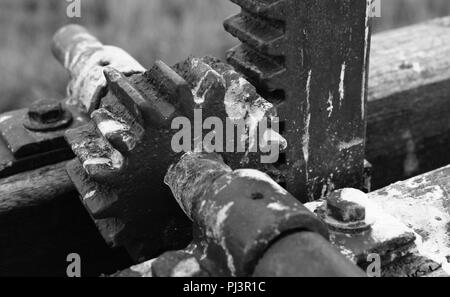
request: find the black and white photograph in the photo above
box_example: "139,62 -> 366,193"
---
0,0 -> 449,286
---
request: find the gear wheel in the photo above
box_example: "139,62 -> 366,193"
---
66,56 -> 285,262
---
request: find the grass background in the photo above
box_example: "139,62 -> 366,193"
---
1,0 -> 450,112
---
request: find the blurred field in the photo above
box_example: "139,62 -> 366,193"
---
1,0 -> 450,112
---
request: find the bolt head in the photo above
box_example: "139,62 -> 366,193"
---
28,99 -> 64,124
327,188 -> 366,223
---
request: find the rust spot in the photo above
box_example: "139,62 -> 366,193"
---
251,192 -> 264,200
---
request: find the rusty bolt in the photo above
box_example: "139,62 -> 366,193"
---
318,188 -> 371,234
327,189 -> 366,223
28,100 -> 64,124
24,99 -> 73,132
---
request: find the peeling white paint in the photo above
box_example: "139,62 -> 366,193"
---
215,202 -> 234,235
309,189 -> 417,266
247,106 -> 266,152
304,201 -> 323,213
83,157 -> 111,167
191,67 -> 224,105
370,181 -> 450,273
66,43 -> 145,111
83,190 -> 96,201
442,260 -> 450,275
302,70 -> 312,176
0,115 -> 12,124
93,108 -> 142,151
262,129 -> 287,151
412,62 -> 423,74
338,138 -> 364,151
97,120 -> 129,136
339,62 -> 346,106
107,149 -> 124,169
326,91 -> 334,117
224,77 -> 251,121
237,169 -> 288,195
199,200 -> 206,212
130,259 -> 155,277
214,202 -> 236,276
171,257 -> 201,277
267,202 -> 290,211
361,0 -> 371,119
82,149 -> 123,171
223,73 -> 285,158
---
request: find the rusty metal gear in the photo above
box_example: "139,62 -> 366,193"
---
65,56 -> 286,262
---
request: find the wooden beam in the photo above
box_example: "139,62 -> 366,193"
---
0,162 -> 73,215
0,162 -> 132,276
367,17 -> 450,189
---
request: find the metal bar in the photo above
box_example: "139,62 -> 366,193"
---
225,0 -> 371,201
114,152 -> 364,277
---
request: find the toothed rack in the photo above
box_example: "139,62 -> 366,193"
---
225,0 -> 371,201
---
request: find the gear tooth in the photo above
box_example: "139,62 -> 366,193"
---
92,107 -> 144,154
65,123 -> 124,182
104,66 -> 176,128
94,217 -> 126,248
103,67 -> 144,123
173,57 -> 227,112
146,60 -> 195,117
224,12 -> 286,56
83,190 -> 120,219
230,0 -> 287,20
227,44 -> 286,91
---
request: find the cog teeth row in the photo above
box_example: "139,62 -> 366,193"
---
224,12 -> 286,56
226,44 -> 287,91
67,54 -> 287,260
67,157 -> 127,248
230,0 -> 287,20
66,60 -> 199,260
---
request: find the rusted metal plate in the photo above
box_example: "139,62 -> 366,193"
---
0,100 -> 88,178
305,189 -> 418,272
369,165 -> 450,275
305,183 -> 449,277
225,0 -> 371,201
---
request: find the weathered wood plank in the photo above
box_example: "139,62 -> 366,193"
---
367,17 -> 450,189
0,162 -> 73,214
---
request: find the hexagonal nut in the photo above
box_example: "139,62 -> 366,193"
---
28,100 -> 64,124
327,188 -> 366,223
